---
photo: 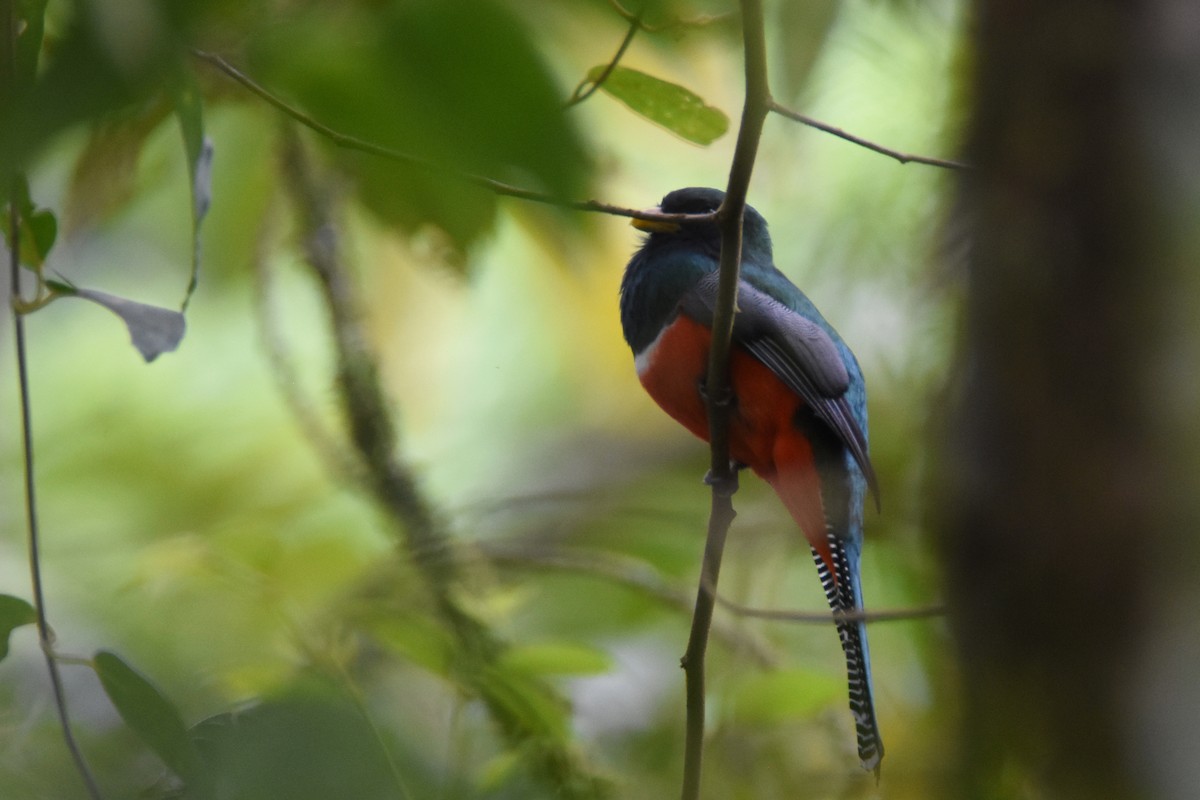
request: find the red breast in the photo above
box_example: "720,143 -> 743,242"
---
635,314 -> 837,579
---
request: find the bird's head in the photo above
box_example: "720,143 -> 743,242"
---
630,186 -> 773,266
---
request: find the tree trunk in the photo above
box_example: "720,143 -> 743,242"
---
943,1 -> 1200,797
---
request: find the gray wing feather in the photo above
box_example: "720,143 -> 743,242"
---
680,274 -> 880,503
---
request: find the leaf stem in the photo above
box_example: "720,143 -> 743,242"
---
9,178 -> 103,799
565,9 -> 642,107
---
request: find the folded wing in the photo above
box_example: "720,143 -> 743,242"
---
679,273 -> 880,505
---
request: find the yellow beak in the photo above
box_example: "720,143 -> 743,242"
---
630,208 -> 681,233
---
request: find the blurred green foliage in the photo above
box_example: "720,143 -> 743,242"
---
1,1 -> 964,798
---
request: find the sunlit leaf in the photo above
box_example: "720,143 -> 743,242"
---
478,749 -> 523,791
68,288 -> 186,362
728,668 -> 843,725
94,650 -> 203,782
369,615 -> 456,675
0,595 -> 37,662
588,65 -> 728,145
499,641 -> 613,677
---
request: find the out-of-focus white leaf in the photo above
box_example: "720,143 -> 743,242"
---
72,288 -> 186,362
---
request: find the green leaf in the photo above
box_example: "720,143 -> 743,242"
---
3,6 -> 185,177
25,209 -> 57,264
478,749 -> 523,791
252,0 -> 592,250
44,278 -> 77,296
68,288 -> 186,362
589,65 -> 729,145
185,692 -> 406,800
94,650 -> 203,782
370,615 -> 456,675
2,175 -> 31,253
499,642 -> 613,677
479,665 -> 570,742
3,176 -> 57,268
14,0 -> 49,86
0,595 -> 37,662
728,668 -> 843,725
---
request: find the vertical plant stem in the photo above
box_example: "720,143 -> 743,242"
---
278,127 -> 608,798
679,1 -> 770,799
9,183 -> 103,799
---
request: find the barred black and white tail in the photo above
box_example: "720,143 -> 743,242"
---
812,532 -> 884,775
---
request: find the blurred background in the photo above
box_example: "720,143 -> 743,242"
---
3,1 -> 1194,799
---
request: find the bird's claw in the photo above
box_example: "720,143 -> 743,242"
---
703,464 -> 740,497
696,378 -> 734,409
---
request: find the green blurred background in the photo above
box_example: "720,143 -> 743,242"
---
4,1 -> 967,798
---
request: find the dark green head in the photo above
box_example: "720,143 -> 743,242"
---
620,187 -> 774,353
630,187 -> 773,266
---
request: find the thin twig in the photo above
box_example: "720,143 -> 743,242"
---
5,6 -> 102,793
483,544 -> 778,668
680,2 -> 771,799
716,594 -> 946,625
330,657 -> 414,800
565,11 -> 641,107
9,182 -> 104,799
191,49 -> 709,227
769,99 -> 970,170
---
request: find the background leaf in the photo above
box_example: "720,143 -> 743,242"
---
727,668 -> 843,725
23,209 -> 57,266
250,0 -> 593,252
3,176 -> 57,269
0,595 -> 37,663
69,288 -> 186,361
93,650 -> 203,783
499,641 -> 613,677
64,102 -> 172,232
174,69 -> 212,311
186,689 -> 413,800
589,65 -> 729,145
13,0 -> 49,86
1,2 -> 193,178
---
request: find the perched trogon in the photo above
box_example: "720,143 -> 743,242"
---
619,187 -> 884,774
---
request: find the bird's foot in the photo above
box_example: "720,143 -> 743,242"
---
703,465 -> 740,497
696,378 -> 735,410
